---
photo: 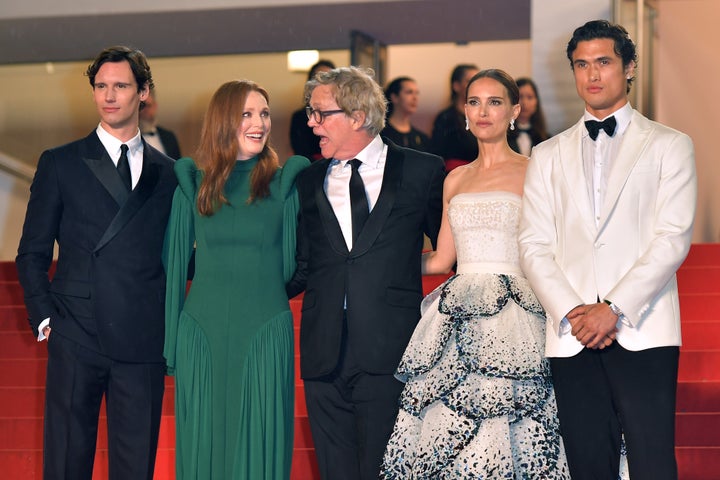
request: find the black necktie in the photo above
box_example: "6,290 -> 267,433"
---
585,116 -> 617,141
349,159 -> 369,245
117,144 -> 131,191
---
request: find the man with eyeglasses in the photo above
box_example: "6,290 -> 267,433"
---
286,66 -> 444,480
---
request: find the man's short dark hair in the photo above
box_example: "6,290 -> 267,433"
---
567,20 -> 638,90
85,46 -> 154,95
307,59 -> 336,81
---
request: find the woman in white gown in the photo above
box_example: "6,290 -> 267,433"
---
380,69 -> 571,479
382,69 -> 632,479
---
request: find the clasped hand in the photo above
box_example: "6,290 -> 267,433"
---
566,303 -> 618,350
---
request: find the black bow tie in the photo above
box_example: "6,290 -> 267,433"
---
585,116 -> 617,140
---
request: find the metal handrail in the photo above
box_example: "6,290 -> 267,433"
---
0,152 -> 35,183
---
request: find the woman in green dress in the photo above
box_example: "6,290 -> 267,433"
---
163,80 -> 309,479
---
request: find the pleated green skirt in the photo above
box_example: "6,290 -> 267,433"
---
174,310 -> 295,479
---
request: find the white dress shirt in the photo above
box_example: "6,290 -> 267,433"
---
582,102 -> 632,227
515,121 -> 533,157
579,101 -> 633,328
142,128 -> 167,155
96,124 -> 144,190
324,135 -> 387,250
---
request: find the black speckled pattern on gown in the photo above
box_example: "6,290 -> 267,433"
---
381,192 -> 571,479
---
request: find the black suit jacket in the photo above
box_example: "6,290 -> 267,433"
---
156,126 -> 182,160
16,131 -> 177,363
287,139 -> 444,378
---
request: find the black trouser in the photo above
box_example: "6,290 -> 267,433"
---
43,333 -> 165,480
550,343 -> 679,480
303,317 -> 404,480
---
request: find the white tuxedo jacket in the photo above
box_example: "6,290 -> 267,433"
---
519,110 -> 696,357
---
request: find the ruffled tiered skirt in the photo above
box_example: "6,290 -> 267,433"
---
381,273 -> 570,479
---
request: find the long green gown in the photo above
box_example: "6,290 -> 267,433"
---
163,155 -> 309,479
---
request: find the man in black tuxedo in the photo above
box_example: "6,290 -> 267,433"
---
15,46 -> 176,480
286,66 -> 444,480
139,88 -> 182,160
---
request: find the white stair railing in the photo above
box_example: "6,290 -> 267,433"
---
0,152 -> 34,183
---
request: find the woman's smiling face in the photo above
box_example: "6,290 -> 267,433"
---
236,90 -> 271,160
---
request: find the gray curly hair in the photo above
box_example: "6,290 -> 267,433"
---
304,66 -> 387,137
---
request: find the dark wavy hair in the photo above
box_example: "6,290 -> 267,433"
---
566,20 -> 638,93
465,69 -> 520,105
85,46 -> 154,109
513,77 -> 549,141
307,59 -> 336,81
384,76 -> 414,118
449,64 -> 479,103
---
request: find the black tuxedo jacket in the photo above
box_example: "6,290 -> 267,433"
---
16,131 -> 177,363
156,126 -> 182,160
287,139 -> 444,378
508,128 -> 545,155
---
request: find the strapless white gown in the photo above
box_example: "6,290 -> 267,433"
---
381,192 -> 571,479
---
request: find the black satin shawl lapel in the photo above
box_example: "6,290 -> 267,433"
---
311,159 -> 350,255
81,136 -> 130,207
93,150 -> 160,253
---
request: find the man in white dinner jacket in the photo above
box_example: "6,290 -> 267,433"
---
518,20 -> 696,480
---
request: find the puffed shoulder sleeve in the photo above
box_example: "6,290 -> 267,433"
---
174,156 -> 200,201
280,155 -> 310,283
280,155 -> 311,199
162,156 -> 198,375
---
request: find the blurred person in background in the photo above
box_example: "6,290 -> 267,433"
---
381,76 -> 430,152
139,87 -> 182,159
430,63 -> 479,171
507,77 -> 549,156
290,59 -> 336,161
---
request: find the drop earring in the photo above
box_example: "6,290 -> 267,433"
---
465,117 -> 470,131
509,118 -> 515,131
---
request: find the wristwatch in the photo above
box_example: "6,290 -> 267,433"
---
603,299 -> 623,317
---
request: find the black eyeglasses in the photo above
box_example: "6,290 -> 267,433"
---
306,106 -> 345,124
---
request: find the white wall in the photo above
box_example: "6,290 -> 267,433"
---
530,0 -> 612,135
655,0 -> 716,242
0,174 -> 31,261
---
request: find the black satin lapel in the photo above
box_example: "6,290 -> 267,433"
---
130,152 -> 161,208
82,152 -> 129,207
93,156 -> 160,253
350,149 -> 402,257
312,160 -> 350,255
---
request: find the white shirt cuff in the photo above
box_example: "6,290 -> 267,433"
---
559,317 -> 572,335
37,318 -> 50,342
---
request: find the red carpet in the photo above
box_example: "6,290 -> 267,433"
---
1,245 -> 719,479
